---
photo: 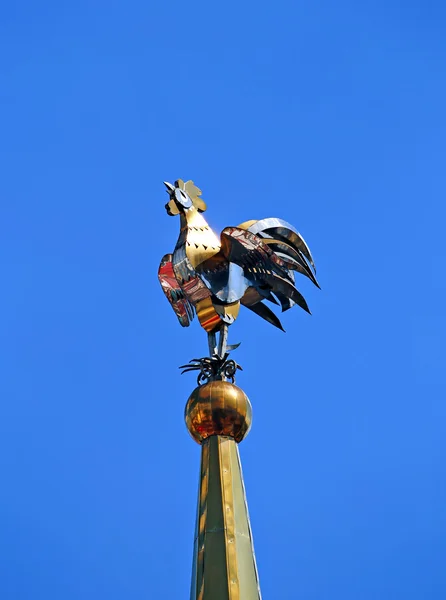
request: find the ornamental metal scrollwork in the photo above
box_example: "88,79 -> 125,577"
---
180,353 -> 243,385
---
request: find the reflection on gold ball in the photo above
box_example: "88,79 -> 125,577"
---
185,380 -> 252,444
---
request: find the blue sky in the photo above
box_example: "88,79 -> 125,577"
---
1,1 -> 446,598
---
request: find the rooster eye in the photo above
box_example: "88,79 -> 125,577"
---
175,188 -> 192,208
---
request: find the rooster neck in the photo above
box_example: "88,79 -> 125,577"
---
175,208 -> 221,269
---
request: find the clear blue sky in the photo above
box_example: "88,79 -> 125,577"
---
1,1 -> 445,598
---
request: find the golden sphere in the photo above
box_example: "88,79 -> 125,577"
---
185,380 -> 252,444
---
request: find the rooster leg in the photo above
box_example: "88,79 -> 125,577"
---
217,324 -> 229,358
208,331 -> 217,357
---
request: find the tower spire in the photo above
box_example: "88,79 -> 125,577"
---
185,378 -> 261,599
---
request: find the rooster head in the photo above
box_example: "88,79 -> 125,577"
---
164,179 -> 207,216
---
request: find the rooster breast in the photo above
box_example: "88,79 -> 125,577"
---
182,209 -> 221,269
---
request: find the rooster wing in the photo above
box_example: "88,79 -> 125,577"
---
158,254 -> 194,327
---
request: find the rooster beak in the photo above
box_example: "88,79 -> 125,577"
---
164,181 -> 175,193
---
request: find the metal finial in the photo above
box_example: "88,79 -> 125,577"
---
158,178 -> 319,600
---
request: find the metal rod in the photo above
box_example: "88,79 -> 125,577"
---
217,324 -> 228,358
208,332 -> 217,357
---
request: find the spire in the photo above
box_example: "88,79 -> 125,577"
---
185,380 -> 262,599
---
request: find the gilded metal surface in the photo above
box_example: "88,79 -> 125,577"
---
194,439 -> 210,600
190,435 -> 261,600
185,381 -> 252,444
182,211 -> 221,269
158,179 -> 319,338
195,297 -> 221,333
220,437 -> 238,599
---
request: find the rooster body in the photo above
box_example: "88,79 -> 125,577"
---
158,180 -> 319,334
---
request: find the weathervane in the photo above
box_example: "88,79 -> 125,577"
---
158,179 -> 319,599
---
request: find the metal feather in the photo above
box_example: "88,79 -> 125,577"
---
242,300 -> 285,331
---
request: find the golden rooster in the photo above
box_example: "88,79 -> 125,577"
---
158,179 -> 319,354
